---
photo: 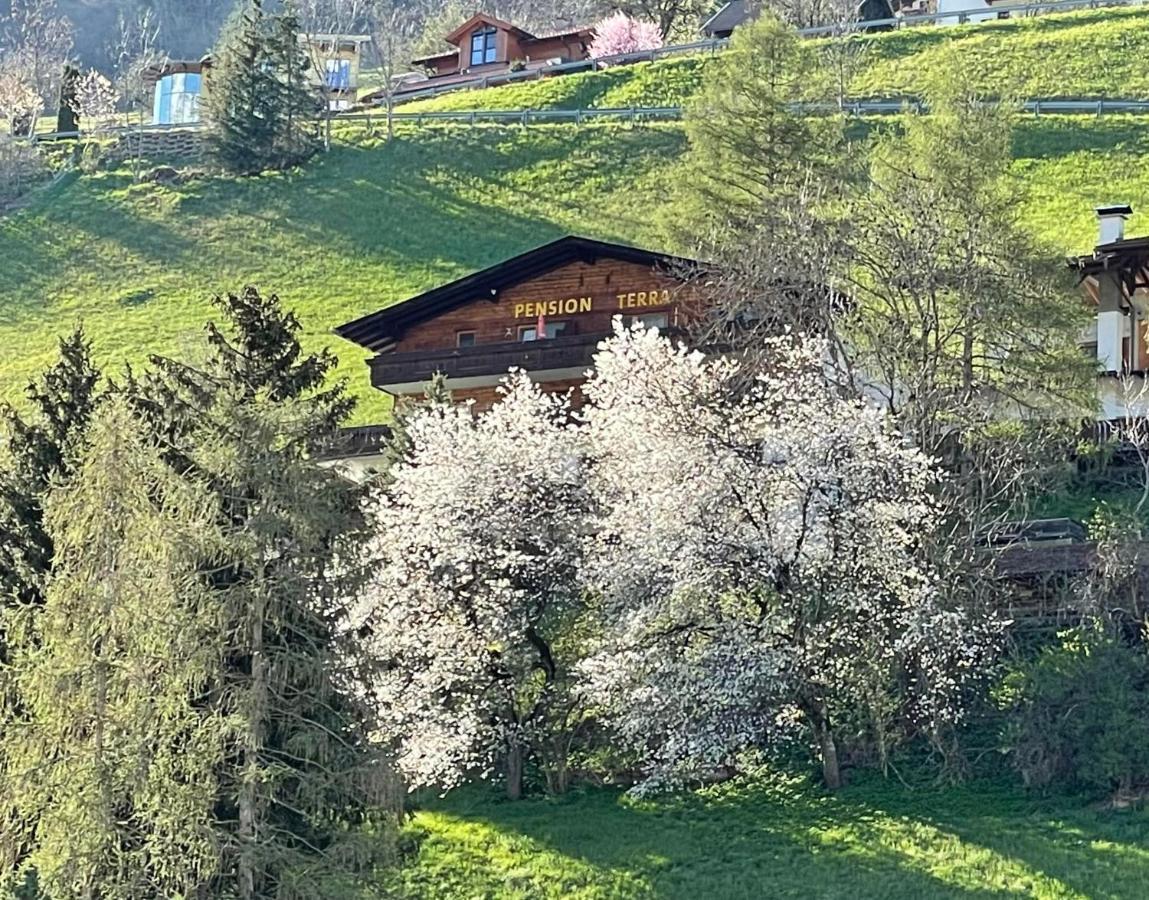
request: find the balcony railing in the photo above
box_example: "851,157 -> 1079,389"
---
369,332 -> 608,389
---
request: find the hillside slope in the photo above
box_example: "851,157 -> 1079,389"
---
395,8 -> 1149,114
0,126 -> 683,421
2,117 -> 1149,421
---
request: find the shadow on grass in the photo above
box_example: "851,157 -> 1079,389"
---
409,776 -> 1149,900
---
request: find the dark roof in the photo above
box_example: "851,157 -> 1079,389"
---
335,235 -> 700,353
1068,236 -> 1149,276
702,1 -> 758,36
995,541 -> 1149,578
529,26 -> 595,41
410,49 -> 458,66
976,518 -> 1086,548
315,424 -> 393,461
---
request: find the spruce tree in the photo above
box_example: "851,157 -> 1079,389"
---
0,329 -> 101,894
0,328 -> 102,622
205,0 -> 318,174
2,397 -> 225,899
130,287 -> 394,898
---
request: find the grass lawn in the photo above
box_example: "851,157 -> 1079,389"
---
375,775 -> 1149,899
3,113 -> 1149,423
397,8 -> 1149,115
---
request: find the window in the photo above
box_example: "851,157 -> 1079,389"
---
153,72 -> 203,125
622,312 -> 669,331
518,322 -> 567,342
470,26 -> 498,67
325,58 -> 352,90
456,331 -> 476,348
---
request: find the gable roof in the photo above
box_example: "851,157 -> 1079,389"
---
444,13 -> 534,46
335,236 -> 700,353
702,1 -> 758,36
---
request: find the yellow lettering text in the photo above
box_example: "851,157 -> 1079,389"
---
580,297 -> 592,313
514,303 -> 525,318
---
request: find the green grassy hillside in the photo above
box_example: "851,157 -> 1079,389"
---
2,115 -> 1149,422
377,776 -> 1149,899
395,7 -> 1149,114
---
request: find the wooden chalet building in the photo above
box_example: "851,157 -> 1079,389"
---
1068,204 -> 1149,420
335,236 -> 697,412
383,13 -> 594,98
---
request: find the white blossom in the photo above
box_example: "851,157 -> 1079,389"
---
360,374 -> 590,792
579,323 -> 998,789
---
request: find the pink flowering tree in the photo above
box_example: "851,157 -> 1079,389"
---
588,12 -> 663,60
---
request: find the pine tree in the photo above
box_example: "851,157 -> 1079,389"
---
205,0 -> 318,174
129,287 -> 395,898
2,396 -> 225,898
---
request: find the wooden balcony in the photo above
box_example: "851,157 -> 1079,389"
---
369,332 -> 608,393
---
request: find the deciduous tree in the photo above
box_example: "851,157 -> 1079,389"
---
588,12 -> 661,58
579,325 -> 997,790
363,374 -> 590,799
2,396 -> 225,898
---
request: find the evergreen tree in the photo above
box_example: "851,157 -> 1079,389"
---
2,397 -> 225,899
0,329 -> 101,893
377,372 -> 453,480
0,328 -> 102,621
205,0 -> 318,175
674,12 -> 843,243
130,287 -> 395,898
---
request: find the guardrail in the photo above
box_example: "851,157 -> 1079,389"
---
795,0 -> 1146,36
340,98 -> 1149,126
377,0 -> 1144,107
24,97 -> 1149,143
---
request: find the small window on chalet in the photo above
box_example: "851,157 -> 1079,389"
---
470,26 -> 498,67
456,330 -> 477,348
519,322 -> 567,342
325,58 -> 352,89
622,312 -> 669,331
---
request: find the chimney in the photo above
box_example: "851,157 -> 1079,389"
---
1096,204 -> 1133,245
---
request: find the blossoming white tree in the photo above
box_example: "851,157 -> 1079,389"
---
588,12 -> 662,59
362,374 -> 590,799
71,68 -> 118,132
580,324 -> 999,790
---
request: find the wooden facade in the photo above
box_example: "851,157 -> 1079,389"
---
391,13 -> 593,96
337,236 -> 698,411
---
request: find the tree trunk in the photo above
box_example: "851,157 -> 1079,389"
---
807,701 -> 842,790
506,741 -> 524,801
238,593 -> 266,900
819,723 -> 842,790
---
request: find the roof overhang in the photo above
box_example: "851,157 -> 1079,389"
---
335,235 -> 702,354
444,13 -> 534,46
